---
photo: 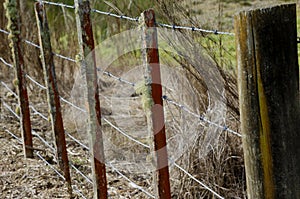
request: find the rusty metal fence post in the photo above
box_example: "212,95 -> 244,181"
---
74,0 -> 108,198
141,9 -> 171,199
34,2 -> 72,192
4,0 -> 33,158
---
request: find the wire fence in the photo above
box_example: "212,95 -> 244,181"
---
0,1 -> 242,199
38,0 -> 234,36
0,80 -> 154,198
1,53 -> 232,198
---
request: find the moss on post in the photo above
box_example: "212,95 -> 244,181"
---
4,0 -> 34,158
134,79 -> 154,111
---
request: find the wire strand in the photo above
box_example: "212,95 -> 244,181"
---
2,101 -> 20,119
0,57 -> 13,68
0,28 -> 76,62
1,85 -> 227,199
72,185 -> 88,199
91,9 -> 139,22
162,95 -> 241,137
3,127 -> 89,199
101,70 -> 136,87
103,117 -> 150,149
37,0 -> 74,9
173,162 -> 224,199
37,1 -> 233,35
157,23 -> 234,36
70,164 -> 93,184
107,162 -> 155,198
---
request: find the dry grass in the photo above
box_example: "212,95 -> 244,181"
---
1,0 -> 298,198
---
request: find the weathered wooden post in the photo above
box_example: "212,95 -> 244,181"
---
235,4 -> 300,199
4,0 -> 33,158
34,2 -> 72,192
74,0 -> 108,198
140,9 -> 171,199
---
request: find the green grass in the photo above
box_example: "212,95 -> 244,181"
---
200,4 -> 300,76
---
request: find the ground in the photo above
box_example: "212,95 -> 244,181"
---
0,78 -> 152,199
0,0 -> 298,198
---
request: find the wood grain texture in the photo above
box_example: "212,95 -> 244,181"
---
235,3 -> 300,199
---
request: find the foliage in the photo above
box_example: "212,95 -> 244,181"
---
0,1 -> 299,198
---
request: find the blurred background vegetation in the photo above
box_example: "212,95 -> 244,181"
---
36,0 -> 298,68
1,0 -> 298,92
0,0 -> 298,198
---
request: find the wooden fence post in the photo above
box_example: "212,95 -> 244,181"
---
34,2 -> 72,192
235,4 -> 300,199
74,0 -> 108,198
4,0 -> 33,158
141,9 -> 171,199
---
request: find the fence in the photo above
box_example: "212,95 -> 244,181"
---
0,1 -> 299,199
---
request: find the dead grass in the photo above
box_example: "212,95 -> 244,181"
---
1,0 -> 299,198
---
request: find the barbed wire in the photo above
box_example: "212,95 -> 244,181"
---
1,73 -> 233,199
0,81 -> 89,151
36,151 -> 66,180
1,73 -> 89,155
4,129 -> 22,142
38,0 -> 234,36
59,97 -> 87,113
101,108 -> 224,199
1,81 -> 46,121
0,28 -> 9,35
172,162 -> 224,199
3,127 -> 88,199
32,131 -> 56,151
0,76 -> 91,157
2,100 -> 20,119
65,131 -> 89,150
26,75 -> 47,90
1,81 -> 17,97
162,95 -> 242,137
1,86 -> 153,198
6,108 -> 151,198
0,56 -> 87,113
32,130 -> 93,187
1,27 -> 235,198
24,36 -> 77,62
0,28 -> 76,63
38,0 -> 139,22
2,99 -> 94,194
1,86 -> 227,199
157,23 -> 234,36
91,9 -> 139,22
104,119 -> 224,199
29,105 -> 48,121
72,185 -> 88,199
0,57 -> 13,68
107,162 -> 155,198
100,70 -> 136,87
103,117 -> 150,149
1,56 -> 236,198
30,105 -> 48,120
70,164 -> 93,184
38,0 -> 75,9
0,56 -> 47,91
1,54 -> 135,117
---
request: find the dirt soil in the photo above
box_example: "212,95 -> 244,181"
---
0,86 -> 155,199
0,0 -> 298,198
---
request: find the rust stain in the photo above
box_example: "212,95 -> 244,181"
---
35,2 -> 71,189
5,0 -> 33,158
75,1 -> 108,198
142,9 -> 171,199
